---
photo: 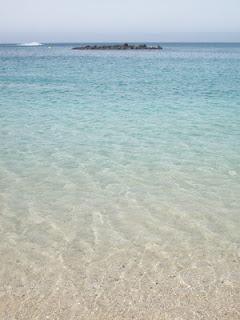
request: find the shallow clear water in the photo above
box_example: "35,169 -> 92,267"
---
0,43 -> 240,319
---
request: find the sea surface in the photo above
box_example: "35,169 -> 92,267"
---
0,43 -> 240,319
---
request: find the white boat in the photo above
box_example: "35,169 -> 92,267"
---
18,42 -> 43,47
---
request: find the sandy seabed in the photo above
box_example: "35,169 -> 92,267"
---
0,212 -> 239,320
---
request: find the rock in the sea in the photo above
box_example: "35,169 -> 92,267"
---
72,43 -> 162,50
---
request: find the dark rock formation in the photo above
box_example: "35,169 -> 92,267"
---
72,43 -> 162,50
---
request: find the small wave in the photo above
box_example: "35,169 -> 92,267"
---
18,42 -> 43,47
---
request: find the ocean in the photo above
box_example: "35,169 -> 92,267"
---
0,43 -> 239,319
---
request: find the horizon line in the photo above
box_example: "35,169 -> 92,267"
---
1,41 -> 240,44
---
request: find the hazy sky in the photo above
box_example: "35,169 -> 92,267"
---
1,0 -> 240,42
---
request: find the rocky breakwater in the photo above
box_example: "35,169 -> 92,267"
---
72,43 -> 162,50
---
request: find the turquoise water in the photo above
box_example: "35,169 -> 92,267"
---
0,43 -> 240,319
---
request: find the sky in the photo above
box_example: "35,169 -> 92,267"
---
0,0 -> 240,42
